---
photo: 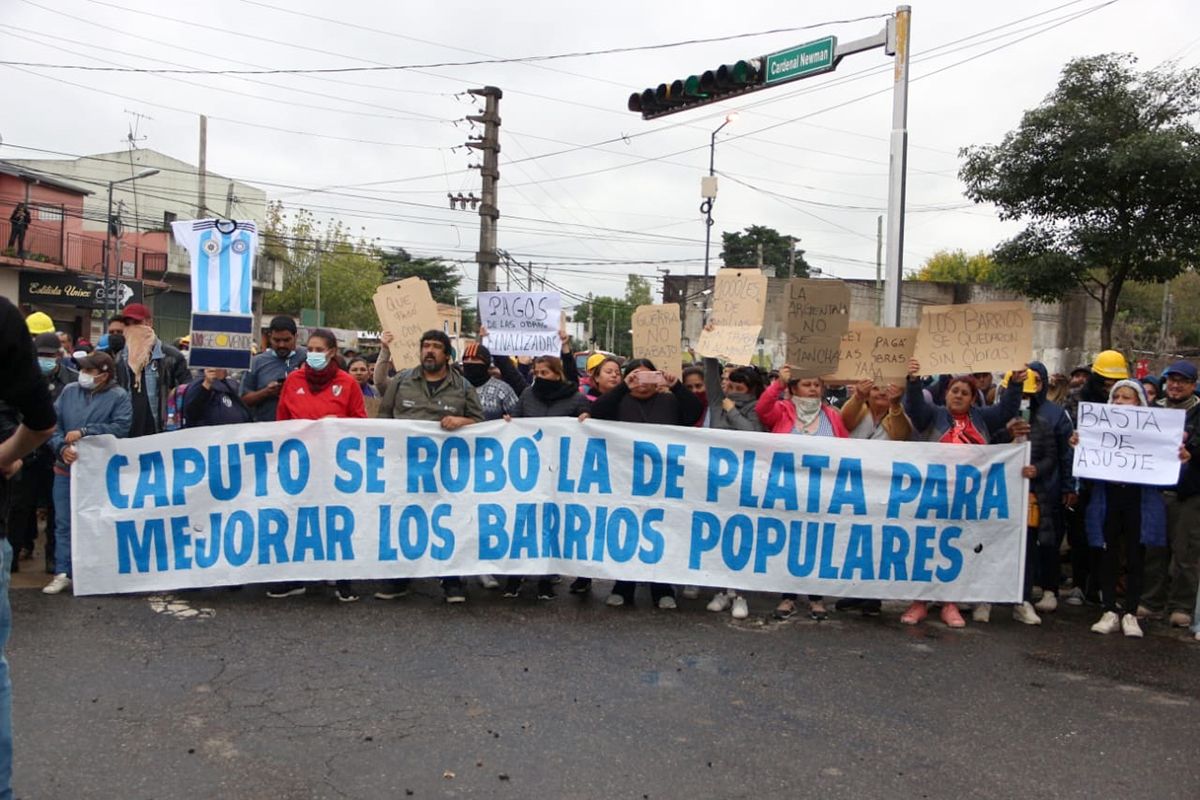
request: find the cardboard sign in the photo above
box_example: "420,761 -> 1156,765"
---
632,303 -> 682,378
696,269 -> 768,365
1073,402 -> 1185,486
911,301 -> 1033,376
479,292 -> 562,357
824,324 -> 918,384
783,278 -> 851,377
372,278 -> 440,370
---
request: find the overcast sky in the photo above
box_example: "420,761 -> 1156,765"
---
2,0 -> 1196,310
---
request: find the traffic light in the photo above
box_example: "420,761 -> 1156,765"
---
628,58 -> 763,119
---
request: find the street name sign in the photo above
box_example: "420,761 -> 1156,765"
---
765,36 -> 838,85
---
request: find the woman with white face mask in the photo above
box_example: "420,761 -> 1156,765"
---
272,329 -> 366,603
42,352 -> 132,596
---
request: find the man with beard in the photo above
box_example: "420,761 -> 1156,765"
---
112,303 -> 190,437
377,330 -> 483,603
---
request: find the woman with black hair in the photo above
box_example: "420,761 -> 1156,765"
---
587,358 -> 703,609
272,328 -> 366,603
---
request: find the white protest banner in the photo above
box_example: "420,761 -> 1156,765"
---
479,292 -> 562,357
784,278 -> 851,377
697,269 -> 768,365
373,278 -> 440,369
632,303 -> 682,378
72,419 -> 1027,602
911,301 -> 1033,375
1073,401 -> 1185,486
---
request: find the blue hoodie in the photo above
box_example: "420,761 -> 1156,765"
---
48,380 -> 132,472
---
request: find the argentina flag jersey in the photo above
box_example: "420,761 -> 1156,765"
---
171,218 -> 258,315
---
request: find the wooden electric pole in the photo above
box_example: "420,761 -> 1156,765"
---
467,87 -> 502,295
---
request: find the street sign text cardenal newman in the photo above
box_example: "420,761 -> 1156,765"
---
765,36 -> 837,85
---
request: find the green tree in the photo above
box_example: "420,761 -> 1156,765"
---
720,225 -> 810,278
380,248 -> 462,302
960,53 -> 1200,348
575,274 -> 654,356
262,201 -> 383,330
914,249 -> 996,283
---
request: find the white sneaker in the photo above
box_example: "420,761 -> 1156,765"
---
605,593 -> 625,607
478,574 -> 500,590
42,573 -> 72,595
1062,587 -> 1085,606
1091,610 -> 1120,634
657,595 -> 678,610
681,585 -> 700,600
706,592 -> 731,612
1012,601 -> 1042,625
972,603 -> 991,623
1034,592 -> 1058,613
1121,614 -> 1144,638
731,596 -> 749,620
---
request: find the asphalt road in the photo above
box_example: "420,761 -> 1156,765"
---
8,581 -> 1200,800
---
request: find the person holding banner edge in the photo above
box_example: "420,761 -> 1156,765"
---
901,359 -> 1025,628
757,366 -> 849,621
270,329 -> 366,603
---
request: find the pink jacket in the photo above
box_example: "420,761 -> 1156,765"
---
755,379 -> 850,437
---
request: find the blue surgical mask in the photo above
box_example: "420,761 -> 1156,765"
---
306,351 -> 328,370
38,357 -> 57,375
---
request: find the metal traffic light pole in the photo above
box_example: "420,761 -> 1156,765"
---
628,5 -> 912,327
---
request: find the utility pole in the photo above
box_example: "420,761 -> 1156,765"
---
589,301 -> 595,350
527,260 -> 534,292
224,182 -> 235,217
882,6 -> 911,326
756,243 -> 764,270
197,114 -> 208,217
787,239 -> 795,278
1160,281 -> 1173,354
876,214 -> 884,324
466,86 -> 502,296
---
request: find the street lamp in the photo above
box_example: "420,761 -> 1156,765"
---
702,112 -> 737,284
103,168 -> 159,320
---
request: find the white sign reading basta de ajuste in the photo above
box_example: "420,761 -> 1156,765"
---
1073,401 -> 1186,486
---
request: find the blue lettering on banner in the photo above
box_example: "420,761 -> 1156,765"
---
78,418 -> 1026,601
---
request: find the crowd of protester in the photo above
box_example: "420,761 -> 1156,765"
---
4,303 -> 1200,646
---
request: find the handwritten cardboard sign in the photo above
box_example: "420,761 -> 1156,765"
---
696,269 -> 767,365
782,278 -> 851,377
1073,401 -> 1185,486
372,277 -> 440,370
479,292 -> 562,357
632,303 -> 682,378
911,301 -> 1033,376
824,324 -> 918,384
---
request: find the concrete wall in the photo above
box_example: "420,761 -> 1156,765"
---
663,274 -> 1103,375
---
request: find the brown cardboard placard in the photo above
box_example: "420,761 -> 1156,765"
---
372,277 -> 440,369
911,301 -> 1033,376
783,278 -> 851,377
632,303 -> 682,378
696,268 -> 768,365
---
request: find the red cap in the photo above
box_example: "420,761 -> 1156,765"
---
120,303 -> 151,322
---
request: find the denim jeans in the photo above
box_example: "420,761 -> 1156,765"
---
52,474 -> 71,577
0,538 -> 14,799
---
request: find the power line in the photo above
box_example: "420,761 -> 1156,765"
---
2,11 -> 891,74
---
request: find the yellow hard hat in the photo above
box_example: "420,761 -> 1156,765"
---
586,353 -> 606,372
25,311 -> 54,335
1092,350 -> 1129,380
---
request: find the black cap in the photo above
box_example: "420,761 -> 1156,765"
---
34,332 -> 61,355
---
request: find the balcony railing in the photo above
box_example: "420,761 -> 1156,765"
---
1,219 -> 167,281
